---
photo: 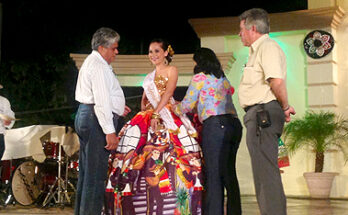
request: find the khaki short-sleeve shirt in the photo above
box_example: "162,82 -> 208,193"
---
238,34 -> 287,109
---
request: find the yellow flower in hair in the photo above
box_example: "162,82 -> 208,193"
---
167,45 -> 175,56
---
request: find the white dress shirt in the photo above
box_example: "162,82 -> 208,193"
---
75,50 -> 125,134
0,96 -> 15,134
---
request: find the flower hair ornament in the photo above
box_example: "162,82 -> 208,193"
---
303,30 -> 334,59
167,45 -> 175,57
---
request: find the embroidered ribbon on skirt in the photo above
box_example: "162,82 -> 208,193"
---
143,70 -> 197,137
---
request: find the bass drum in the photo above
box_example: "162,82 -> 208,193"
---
11,160 -> 43,206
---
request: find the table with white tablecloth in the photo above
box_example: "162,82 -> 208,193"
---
2,125 -> 79,162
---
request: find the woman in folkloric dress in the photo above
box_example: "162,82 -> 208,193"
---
111,38 -> 203,215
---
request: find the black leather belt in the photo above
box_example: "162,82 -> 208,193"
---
244,104 -> 258,113
244,100 -> 279,112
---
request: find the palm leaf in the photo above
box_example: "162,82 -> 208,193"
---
283,111 -> 348,172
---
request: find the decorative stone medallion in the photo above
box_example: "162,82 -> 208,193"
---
303,30 -> 334,59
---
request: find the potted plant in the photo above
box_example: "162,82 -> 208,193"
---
283,110 -> 348,198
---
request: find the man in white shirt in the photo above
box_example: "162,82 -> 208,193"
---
0,84 -> 15,161
74,27 -> 130,215
0,84 -> 15,191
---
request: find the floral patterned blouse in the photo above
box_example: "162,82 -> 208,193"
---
175,72 -> 237,122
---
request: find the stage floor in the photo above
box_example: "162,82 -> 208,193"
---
0,196 -> 347,214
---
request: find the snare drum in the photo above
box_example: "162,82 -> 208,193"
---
42,141 -> 65,160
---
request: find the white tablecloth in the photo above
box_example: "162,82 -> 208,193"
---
2,125 -> 79,162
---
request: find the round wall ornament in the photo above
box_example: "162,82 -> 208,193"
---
303,30 -> 334,59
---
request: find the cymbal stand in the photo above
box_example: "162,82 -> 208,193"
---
42,143 -> 76,207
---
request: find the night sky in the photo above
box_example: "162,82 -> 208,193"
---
1,0 -> 307,60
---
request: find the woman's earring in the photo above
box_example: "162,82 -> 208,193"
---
164,58 -> 168,65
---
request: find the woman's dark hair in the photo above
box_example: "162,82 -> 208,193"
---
150,38 -> 174,64
193,47 -> 225,78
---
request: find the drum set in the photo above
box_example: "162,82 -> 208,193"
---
0,140 -> 79,207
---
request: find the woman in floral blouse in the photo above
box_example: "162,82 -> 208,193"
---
174,47 -> 243,215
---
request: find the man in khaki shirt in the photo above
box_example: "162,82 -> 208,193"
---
238,8 -> 295,215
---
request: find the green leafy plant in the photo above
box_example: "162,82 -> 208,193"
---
283,111 -> 348,172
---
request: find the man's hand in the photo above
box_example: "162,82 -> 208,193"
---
105,133 -> 119,150
268,78 -> 295,122
3,119 -> 11,126
122,105 -> 131,117
284,106 -> 296,122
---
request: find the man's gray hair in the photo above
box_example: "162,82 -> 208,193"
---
91,27 -> 120,50
239,8 -> 270,34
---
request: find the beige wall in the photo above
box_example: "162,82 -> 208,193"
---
308,0 -> 348,10
338,0 -> 348,10
308,0 -> 337,9
337,12 -> 348,118
333,9 -> 348,198
201,36 -> 225,53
